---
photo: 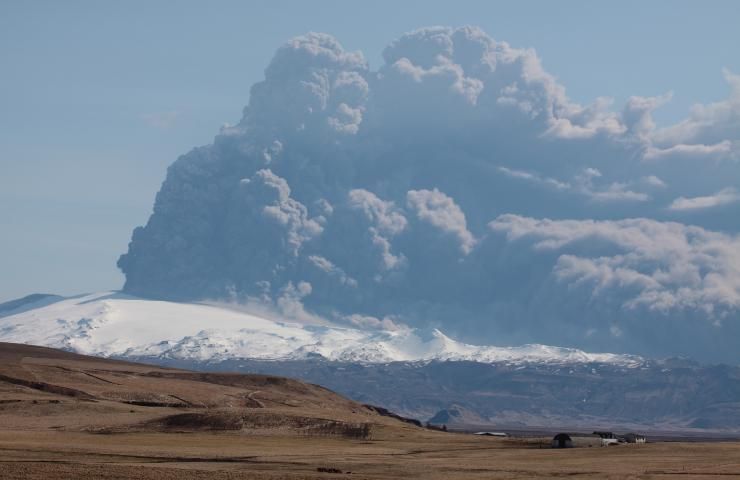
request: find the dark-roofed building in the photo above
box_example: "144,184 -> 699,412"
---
623,433 -> 646,444
552,433 -> 612,448
552,433 -> 573,448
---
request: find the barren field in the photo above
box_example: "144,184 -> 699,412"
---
3,429 -> 740,479
1,343 -> 739,479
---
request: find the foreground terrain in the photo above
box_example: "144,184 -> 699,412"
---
1,342 -> 739,479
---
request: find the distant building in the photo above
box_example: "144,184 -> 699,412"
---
473,431 -> 508,437
593,431 -> 620,446
552,433 -> 614,448
622,433 -> 646,444
552,433 -> 573,448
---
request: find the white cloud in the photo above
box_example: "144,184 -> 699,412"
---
669,188 -> 740,211
347,189 -> 407,271
644,140 -> 733,161
406,188 -> 476,254
647,70 -> 740,161
572,168 -> 650,202
544,96 -> 625,139
308,255 -> 358,287
348,189 -> 407,235
497,166 -> 571,191
345,313 -> 408,332
583,182 -> 649,202
641,175 -> 667,188
622,93 -> 673,139
246,169 -> 323,254
490,214 -> 740,318
275,281 -> 327,325
498,166 -> 649,202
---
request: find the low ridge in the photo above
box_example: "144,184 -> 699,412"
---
0,342 -> 415,438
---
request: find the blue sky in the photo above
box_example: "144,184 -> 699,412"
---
2,0 -> 740,303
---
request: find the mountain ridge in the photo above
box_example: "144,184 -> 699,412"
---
0,291 -> 643,366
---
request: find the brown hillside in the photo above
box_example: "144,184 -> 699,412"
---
0,342 -> 404,436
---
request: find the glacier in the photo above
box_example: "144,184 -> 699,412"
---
0,291 -> 642,366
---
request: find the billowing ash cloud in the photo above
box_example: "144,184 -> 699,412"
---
490,215 -> 740,316
119,27 -> 740,363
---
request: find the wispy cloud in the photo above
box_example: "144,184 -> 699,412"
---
669,188 -> 740,211
497,166 -> 571,191
498,166 -> 649,202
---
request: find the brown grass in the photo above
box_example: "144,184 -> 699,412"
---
1,429 -> 739,479
1,342 -> 739,479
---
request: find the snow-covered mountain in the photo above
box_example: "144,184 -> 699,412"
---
0,291 -> 641,366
